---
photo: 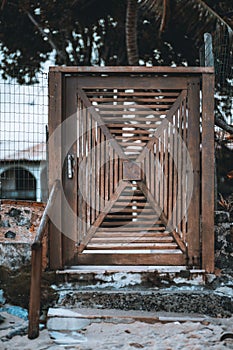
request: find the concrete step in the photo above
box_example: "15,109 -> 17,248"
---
47,307 -> 208,330
55,265 -> 206,289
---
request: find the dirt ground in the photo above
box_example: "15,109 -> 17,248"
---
1,309 -> 233,350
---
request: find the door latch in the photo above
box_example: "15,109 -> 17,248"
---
67,154 -> 75,179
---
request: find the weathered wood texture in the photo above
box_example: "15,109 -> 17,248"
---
48,68 -> 215,271
48,71 -> 63,269
28,180 -> 60,340
201,73 -> 215,273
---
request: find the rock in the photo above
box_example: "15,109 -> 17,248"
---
0,219 -> 10,228
215,211 -> 229,224
0,313 -> 6,323
0,289 -> 6,305
17,216 -> 30,227
7,208 -> 22,217
1,305 -> 28,320
47,317 -> 90,331
49,331 -> 87,345
4,231 -> 16,239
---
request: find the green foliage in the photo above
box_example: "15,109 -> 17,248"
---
0,0 -> 232,85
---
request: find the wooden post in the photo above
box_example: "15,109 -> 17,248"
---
202,73 -> 215,273
28,246 -> 42,339
62,76 -> 77,265
48,70 -> 63,269
187,79 -> 201,267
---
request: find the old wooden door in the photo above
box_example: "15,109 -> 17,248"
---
49,67 -> 214,270
71,74 -> 200,266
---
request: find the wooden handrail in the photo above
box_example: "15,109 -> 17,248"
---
28,179 -> 60,339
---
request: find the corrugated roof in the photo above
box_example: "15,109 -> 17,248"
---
0,142 -> 46,161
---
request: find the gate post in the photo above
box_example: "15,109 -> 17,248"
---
201,72 -> 215,273
48,71 -> 63,269
187,79 -> 201,267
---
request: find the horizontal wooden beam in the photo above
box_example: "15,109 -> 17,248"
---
76,253 -> 186,265
50,66 -> 214,74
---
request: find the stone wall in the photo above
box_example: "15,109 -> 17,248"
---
215,211 -> 233,273
0,202 -> 233,273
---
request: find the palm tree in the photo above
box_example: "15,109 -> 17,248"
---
125,0 -> 233,134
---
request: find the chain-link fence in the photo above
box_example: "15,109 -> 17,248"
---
0,70 -> 48,202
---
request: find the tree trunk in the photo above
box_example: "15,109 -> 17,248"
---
126,0 -> 139,65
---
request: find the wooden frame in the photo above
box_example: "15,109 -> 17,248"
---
48,66 -> 215,273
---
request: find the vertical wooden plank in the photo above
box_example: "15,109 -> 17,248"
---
172,112 -> 178,230
164,128 -> 168,218
155,139 -> 160,204
202,73 -> 215,273
159,133 -> 164,213
28,247 -> 42,339
150,149 -> 155,198
114,150 -> 119,192
105,141 -> 109,201
62,76 -> 77,266
109,146 -> 114,197
145,148 -> 150,190
96,126 -> 101,215
182,97 -> 188,240
86,110 -> 91,229
48,70 -> 62,269
100,131 -> 105,210
91,118 -> 96,223
82,107 -> 87,239
187,80 -> 200,267
177,109 -> 182,236
78,98 -> 83,244
168,122 -> 174,227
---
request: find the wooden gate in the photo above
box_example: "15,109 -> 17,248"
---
48,67 -> 215,272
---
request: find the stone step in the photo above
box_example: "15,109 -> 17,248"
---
55,265 -> 206,289
51,288 -> 233,318
47,307 -> 208,331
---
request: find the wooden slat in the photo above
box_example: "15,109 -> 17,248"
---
172,111 -> 178,229
201,73 -> 215,273
96,126 -> 101,215
86,91 -> 180,97
106,123 -> 161,129
98,227 -> 167,232
168,124 -> 174,226
95,231 -> 169,237
97,102 -> 176,107
136,91 -> 187,162
91,119 -> 96,223
77,181 -> 128,252
86,110 -> 91,229
182,97 -> 188,239
51,65 -> 214,73
177,106 -> 183,235
101,221 -> 166,227
78,88 -> 128,160
86,243 -> 178,250
78,98 -> 83,244
99,108 -> 170,114
91,237 -> 174,243
105,141 -> 109,201
163,128 -> 168,217
76,253 -> 186,266
100,131 -> 105,211
77,76 -> 191,90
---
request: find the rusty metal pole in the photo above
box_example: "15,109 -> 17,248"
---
28,245 -> 42,339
